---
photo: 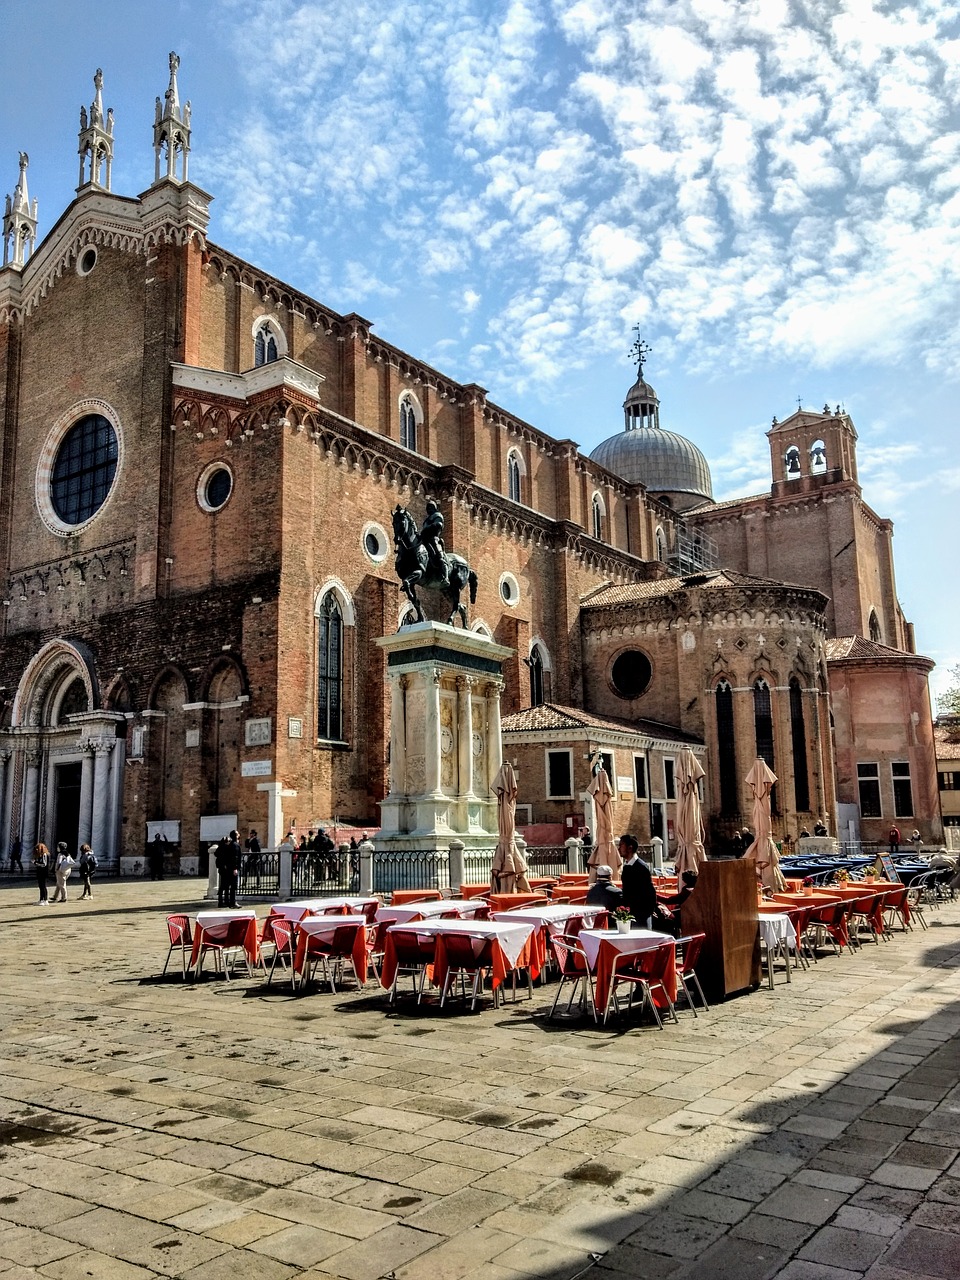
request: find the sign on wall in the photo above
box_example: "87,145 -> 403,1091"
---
146,820 -> 180,843
245,718 -> 272,746
241,760 -> 272,778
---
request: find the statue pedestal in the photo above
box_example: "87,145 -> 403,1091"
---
376,622 -> 513,852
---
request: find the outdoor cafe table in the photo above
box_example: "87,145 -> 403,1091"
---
190,909 -> 259,972
816,882 -> 902,935
379,919 -> 539,995
491,904 -> 604,976
577,927 -> 678,1015
757,912 -> 797,988
293,914 -> 370,985
773,891 -> 849,948
376,899 -> 488,925
262,897 -> 378,943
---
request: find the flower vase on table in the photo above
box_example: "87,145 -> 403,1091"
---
612,908 -> 633,934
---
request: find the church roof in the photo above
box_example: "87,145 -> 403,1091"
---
501,702 -> 702,744
590,427 -> 713,499
825,636 -> 931,664
581,568 -> 813,608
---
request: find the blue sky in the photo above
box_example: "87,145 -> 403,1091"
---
3,0 -> 958,699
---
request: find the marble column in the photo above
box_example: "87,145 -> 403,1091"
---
457,676 -> 475,798
0,749 -> 10,854
77,740 -> 95,848
388,675 -> 408,796
424,669 -> 442,797
89,740 -> 115,857
21,749 -> 41,854
485,680 -> 504,791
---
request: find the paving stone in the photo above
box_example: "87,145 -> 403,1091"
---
882,1224 -> 960,1277
798,1223 -> 888,1270
316,1222 -> 444,1279
756,1182 -> 850,1225
871,1160 -> 942,1190
674,1234 -> 791,1280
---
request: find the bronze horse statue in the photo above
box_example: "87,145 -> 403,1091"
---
392,505 -> 478,627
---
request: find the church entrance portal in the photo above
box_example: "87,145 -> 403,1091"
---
54,762 -> 82,854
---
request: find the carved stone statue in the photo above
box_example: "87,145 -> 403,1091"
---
392,503 -> 478,627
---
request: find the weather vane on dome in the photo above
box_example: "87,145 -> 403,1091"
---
629,326 -> 651,377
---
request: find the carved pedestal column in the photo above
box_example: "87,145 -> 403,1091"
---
78,740 -> 95,848
457,676 -> 475,799
21,750 -> 41,855
424,669 -> 442,798
90,740 -> 115,857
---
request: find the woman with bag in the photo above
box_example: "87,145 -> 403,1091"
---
33,843 -> 50,905
78,844 -> 97,900
50,843 -> 77,903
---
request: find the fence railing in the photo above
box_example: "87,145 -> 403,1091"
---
237,851 -> 280,898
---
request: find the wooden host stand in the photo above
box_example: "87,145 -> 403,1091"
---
680,859 -> 760,1000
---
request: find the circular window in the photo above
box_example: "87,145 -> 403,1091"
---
499,573 -> 520,607
362,522 -> 389,564
197,463 -> 233,513
50,414 -> 119,526
610,649 -> 653,699
77,247 -> 97,276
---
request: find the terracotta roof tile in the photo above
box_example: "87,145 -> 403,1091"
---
581,568 -> 810,608
501,702 -> 702,744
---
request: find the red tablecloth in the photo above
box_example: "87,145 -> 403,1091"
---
293,916 -> 369,984
579,929 -> 677,1013
190,914 -> 259,969
380,920 -> 538,992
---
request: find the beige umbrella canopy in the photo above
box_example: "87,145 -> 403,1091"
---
587,766 -> 621,882
675,748 -> 706,877
744,758 -> 787,892
491,762 -> 531,894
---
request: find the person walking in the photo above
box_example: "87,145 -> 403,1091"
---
911,829 -> 923,853
33,843 -> 50,905
78,844 -> 97,899
50,843 -> 77,903
10,837 -> 23,873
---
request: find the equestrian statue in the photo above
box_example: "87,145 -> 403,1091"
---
392,502 -> 478,628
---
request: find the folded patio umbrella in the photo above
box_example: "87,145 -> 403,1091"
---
491,761 -> 531,893
587,766 -> 621,881
675,747 -> 706,876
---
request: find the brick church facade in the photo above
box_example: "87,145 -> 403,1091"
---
0,58 -> 941,866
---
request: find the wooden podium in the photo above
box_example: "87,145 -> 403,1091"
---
680,859 -> 760,1000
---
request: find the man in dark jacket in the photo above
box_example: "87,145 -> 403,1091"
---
217,831 -> 243,907
585,865 -> 623,913
619,833 -> 657,927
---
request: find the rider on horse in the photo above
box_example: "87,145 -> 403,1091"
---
421,500 -> 447,585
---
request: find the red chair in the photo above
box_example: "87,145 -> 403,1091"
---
439,933 -> 496,1011
360,900 -> 379,925
604,943 -> 679,1028
299,924 -> 366,994
387,929 -> 436,1004
883,885 -> 913,934
675,934 -> 708,1016
548,933 -> 597,1023
267,918 -> 296,988
809,901 -> 849,955
163,914 -> 193,979
847,896 -> 880,947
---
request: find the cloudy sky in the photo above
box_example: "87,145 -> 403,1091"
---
3,0 -> 958,697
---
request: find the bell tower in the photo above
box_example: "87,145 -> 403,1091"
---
77,68 -> 115,191
2,152 -> 38,268
153,52 -> 191,184
768,404 -> 859,496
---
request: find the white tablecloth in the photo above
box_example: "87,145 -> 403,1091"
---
376,900 -> 486,925
195,909 -> 257,928
290,896 -> 378,915
490,905 -> 602,934
298,914 -> 368,938
388,919 -> 535,969
758,913 -> 797,949
578,927 -> 667,970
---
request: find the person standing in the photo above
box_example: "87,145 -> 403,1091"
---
149,833 -> 167,880
619,834 -> 657,928
911,829 -> 923,853
50,843 -> 77,903
888,825 -> 901,855
217,830 -> 243,908
78,844 -> 97,899
244,830 -> 262,888
33,843 -> 50,905
10,837 -> 23,873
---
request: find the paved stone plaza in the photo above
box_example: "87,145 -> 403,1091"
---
1,877 -> 959,1280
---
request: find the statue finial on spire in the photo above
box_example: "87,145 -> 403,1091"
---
153,52 -> 191,185
629,324 -> 651,378
77,67 -> 114,191
3,151 -> 38,269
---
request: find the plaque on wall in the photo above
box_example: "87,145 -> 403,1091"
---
241,760 -> 272,777
288,717 -> 303,739
185,729 -> 200,748
245,718 -> 272,746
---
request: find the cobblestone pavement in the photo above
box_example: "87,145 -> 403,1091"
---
1,877 -> 959,1280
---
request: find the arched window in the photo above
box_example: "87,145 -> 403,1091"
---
809,439 -> 827,474
591,493 -> 604,541
400,395 -> 418,452
507,451 -> 523,503
716,680 -> 738,815
790,677 -> 810,813
317,593 -> 343,741
655,527 -> 666,562
785,445 -> 801,478
868,610 -> 882,643
254,322 -> 279,367
529,645 -> 545,708
754,678 -> 778,812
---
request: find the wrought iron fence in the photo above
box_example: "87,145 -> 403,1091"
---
524,845 -> 568,878
237,851 -> 280,898
292,848 -> 356,897
463,849 -> 494,884
372,850 -> 451,896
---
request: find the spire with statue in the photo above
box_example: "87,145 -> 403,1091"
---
2,152 -> 38,269
153,52 -> 192,185
77,68 -> 114,192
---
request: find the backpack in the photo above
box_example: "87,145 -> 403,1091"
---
85,853 -> 98,873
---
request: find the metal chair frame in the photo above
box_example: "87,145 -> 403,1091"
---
163,914 -> 193,979
674,934 -> 709,1015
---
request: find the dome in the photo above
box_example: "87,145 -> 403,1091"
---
589,371 -> 713,507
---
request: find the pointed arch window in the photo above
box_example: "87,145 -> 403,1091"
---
254,323 -> 278,367
317,593 -> 343,741
868,610 -> 882,643
529,645 -> 545,708
754,678 -> 778,813
507,451 -> 523,503
790,677 -> 810,813
716,680 -> 738,814
592,493 -> 604,541
400,395 -> 418,452
655,527 -> 666,562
